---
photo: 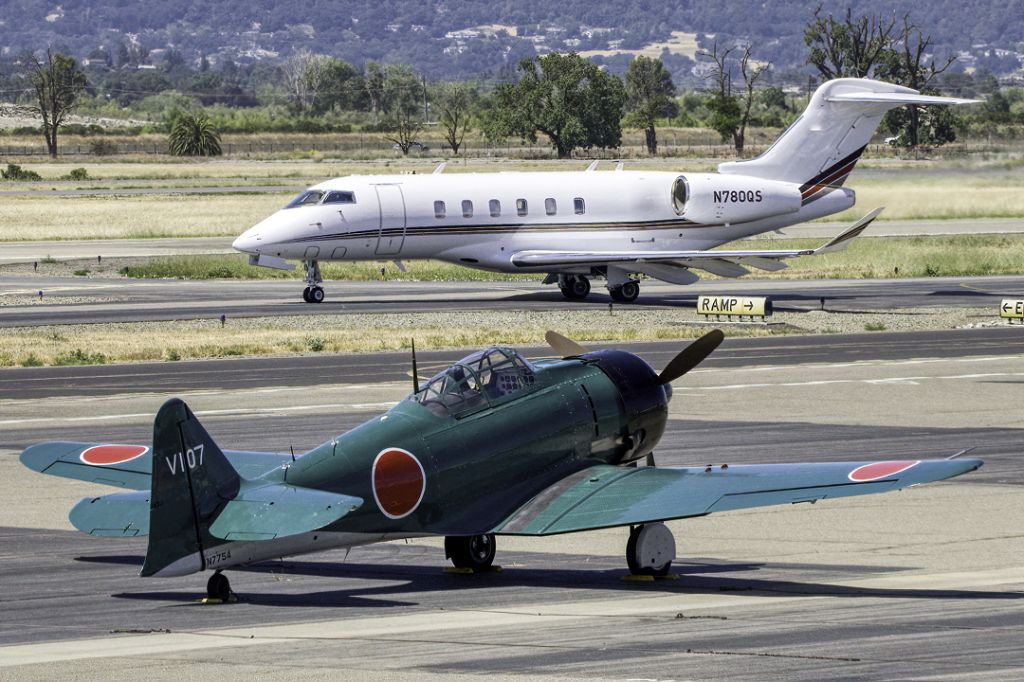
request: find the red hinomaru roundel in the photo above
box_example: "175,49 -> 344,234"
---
80,444 -> 150,466
848,460 -> 920,482
371,448 -> 426,519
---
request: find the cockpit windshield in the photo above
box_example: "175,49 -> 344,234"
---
413,347 -> 536,417
284,189 -> 356,209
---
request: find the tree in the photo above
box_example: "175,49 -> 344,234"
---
624,56 -> 677,155
168,111 -> 222,156
379,65 -> 424,155
804,6 -> 896,79
26,50 -> 88,159
700,42 -> 767,155
311,58 -> 363,115
484,53 -> 626,159
878,15 -> 958,147
364,61 -> 386,119
435,82 -> 475,155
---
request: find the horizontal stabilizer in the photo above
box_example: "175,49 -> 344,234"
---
825,91 -> 979,106
70,491 -> 150,536
813,206 -> 884,254
208,483 -> 362,541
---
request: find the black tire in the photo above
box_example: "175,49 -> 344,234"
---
309,286 -> 325,303
626,525 -> 672,577
610,281 -> 640,303
560,276 -> 591,301
302,286 -> 311,303
207,571 -> 231,600
445,534 -> 497,570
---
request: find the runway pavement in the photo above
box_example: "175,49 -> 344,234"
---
1,331 -> 1022,679
3,273 -> 1024,327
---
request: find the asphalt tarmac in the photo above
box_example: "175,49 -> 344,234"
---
1,330 -> 1022,679
3,273 -> 1024,327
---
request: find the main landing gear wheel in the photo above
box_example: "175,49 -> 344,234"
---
308,286 -> 325,303
302,286 -> 311,302
445,534 -> 497,570
610,280 -> 640,303
206,570 -> 232,601
559,275 -> 591,301
626,523 -> 675,576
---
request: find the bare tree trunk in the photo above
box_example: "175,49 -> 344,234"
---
645,126 -> 657,155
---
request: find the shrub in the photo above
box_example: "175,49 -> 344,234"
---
1,164 -> 42,181
20,353 -> 44,367
54,348 -> 107,365
89,139 -> 117,156
64,167 -> 89,181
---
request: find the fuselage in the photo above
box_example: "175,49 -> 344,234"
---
232,170 -> 855,274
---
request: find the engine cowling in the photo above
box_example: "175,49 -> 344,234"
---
672,174 -> 802,225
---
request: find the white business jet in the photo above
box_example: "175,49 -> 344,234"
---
232,79 -> 975,303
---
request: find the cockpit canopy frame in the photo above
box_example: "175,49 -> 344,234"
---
413,347 -> 537,418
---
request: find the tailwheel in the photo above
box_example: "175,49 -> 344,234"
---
559,275 -> 591,301
206,570 -> 233,601
626,523 -> 675,576
445,533 -> 497,571
610,280 -> 640,303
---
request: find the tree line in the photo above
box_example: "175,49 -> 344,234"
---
12,8 -> 1024,159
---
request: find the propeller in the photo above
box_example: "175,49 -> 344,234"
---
544,330 -> 588,357
656,329 -> 724,385
544,328 -> 724,384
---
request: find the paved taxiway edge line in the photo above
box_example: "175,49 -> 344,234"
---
4,565 -> 1022,668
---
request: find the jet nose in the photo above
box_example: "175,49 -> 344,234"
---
232,229 -> 260,254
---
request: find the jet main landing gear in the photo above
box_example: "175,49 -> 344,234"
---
609,280 -> 640,303
559,275 -> 591,301
302,260 -> 324,303
626,523 -> 675,576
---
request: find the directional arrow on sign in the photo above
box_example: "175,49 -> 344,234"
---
1003,301 -> 1012,312
744,301 -> 754,310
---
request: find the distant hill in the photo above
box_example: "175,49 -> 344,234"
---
1,0 -> 1022,82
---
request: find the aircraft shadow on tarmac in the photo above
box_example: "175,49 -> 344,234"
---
80,554 -> 1024,607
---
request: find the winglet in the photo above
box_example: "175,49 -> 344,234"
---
433,162 -> 446,174
814,207 -> 884,254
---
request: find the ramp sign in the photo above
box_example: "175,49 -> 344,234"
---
697,295 -> 772,319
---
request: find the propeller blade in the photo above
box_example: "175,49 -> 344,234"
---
657,329 -> 724,385
545,330 -> 588,358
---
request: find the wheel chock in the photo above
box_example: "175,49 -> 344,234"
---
199,594 -> 238,605
621,574 -> 655,582
443,565 -> 503,574
657,573 -> 680,581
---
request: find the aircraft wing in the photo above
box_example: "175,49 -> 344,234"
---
492,456 -> 981,536
509,208 -> 881,275
20,441 -> 293,490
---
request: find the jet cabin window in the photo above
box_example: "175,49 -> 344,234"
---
434,200 -> 446,219
516,198 -> 528,216
489,199 -> 501,217
573,197 -> 585,214
671,177 -> 689,215
462,200 -> 474,218
545,198 -> 557,215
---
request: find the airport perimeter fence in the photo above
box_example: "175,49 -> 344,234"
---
0,134 -> 1016,160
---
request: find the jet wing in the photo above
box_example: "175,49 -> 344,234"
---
492,456 -> 981,536
509,208 -> 881,273
20,441 -> 293,490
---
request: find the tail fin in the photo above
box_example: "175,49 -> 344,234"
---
719,78 -> 977,200
141,398 -> 240,577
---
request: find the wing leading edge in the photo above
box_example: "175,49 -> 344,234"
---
493,457 -> 982,536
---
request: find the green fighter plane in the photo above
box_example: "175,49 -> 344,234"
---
22,330 -> 982,601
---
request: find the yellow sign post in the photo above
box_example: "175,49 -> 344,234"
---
1000,299 -> 1024,323
697,295 -> 772,320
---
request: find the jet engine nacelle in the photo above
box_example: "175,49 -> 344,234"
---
673,174 -> 802,225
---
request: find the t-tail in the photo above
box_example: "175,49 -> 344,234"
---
719,78 -> 977,204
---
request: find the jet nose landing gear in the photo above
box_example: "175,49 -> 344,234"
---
301,260 -> 325,303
